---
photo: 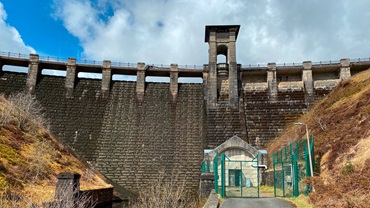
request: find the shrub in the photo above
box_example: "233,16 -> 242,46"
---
0,93 -> 48,132
341,162 -> 355,175
130,172 -> 197,208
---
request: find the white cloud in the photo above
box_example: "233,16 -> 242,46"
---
0,2 -> 35,55
53,0 -> 370,66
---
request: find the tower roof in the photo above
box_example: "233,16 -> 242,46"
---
205,25 -> 241,42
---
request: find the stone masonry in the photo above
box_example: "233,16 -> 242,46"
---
0,72 -> 205,193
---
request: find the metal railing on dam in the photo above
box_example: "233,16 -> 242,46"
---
0,51 -> 203,71
241,57 -> 370,71
2,51 -> 370,73
0,51 -> 207,78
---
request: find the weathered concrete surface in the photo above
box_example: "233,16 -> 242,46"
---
220,198 -> 295,208
203,190 -> 220,208
0,72 -> 206,193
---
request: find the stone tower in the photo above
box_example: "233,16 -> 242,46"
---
205,25 -> 240,108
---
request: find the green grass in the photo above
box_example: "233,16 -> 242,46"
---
285,194 -> 312,208
259,185 -> 275,192
260,186 -> 312,208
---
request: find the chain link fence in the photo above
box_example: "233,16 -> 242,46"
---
272,134 -> 315,197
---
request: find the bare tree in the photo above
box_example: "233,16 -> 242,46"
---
0,92 -> 48,132
130,171 -> 197,208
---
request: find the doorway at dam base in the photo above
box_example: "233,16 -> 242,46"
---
203,136 -> 262,198
216,152 -> 260,198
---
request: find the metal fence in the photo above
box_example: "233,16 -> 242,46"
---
221,154 -> 259,198
111,62 -> 138,68
272,134 -> 314,197
276,63 -> 303,67
2,51 -> 370,71
39,55 -> 67,63
0,52 -> 29,59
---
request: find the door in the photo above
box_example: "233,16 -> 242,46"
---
235,170 -> 242,187
229,169 -> 242,187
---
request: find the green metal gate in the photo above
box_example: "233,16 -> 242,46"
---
215,153 -> 259,198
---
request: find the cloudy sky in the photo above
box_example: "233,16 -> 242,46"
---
1,0 -> 370,68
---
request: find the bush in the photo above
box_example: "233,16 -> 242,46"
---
130,172 -> 198,208
0,93 -> 48,132
342,163 -> 355,175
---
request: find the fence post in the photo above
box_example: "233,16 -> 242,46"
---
280,149 -> 283,163
221,153 -> 226,198
202,161 -> 206,173
292,153 -> 299,197
214,152 -> 219,193
282,161 -> 285,197
284,145 -> 287,161
311,134 -> 315,171
273,152 -> 277,197
304,144 -> 311,195
257,154 -> 260,198
296,140 -> 299,159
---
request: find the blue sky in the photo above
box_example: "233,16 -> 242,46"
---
1,0 -> 81,57
1,0 -> 370,69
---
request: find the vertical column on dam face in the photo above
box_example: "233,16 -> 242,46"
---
267,63 -> 277,100
136,62 -> 146,101
26,54 -> 40,93
170,64 -> 178,102
302,61 -> 314,106
228,29 -> 238,108
340,58 -> 351,81
65,58 -> 77,98
202,69 -> 209,101
207,31 -> 218,108
101,60 -> 112,98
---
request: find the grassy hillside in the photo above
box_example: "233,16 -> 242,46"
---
268,68 -> 370,207
0,93 -> 111,206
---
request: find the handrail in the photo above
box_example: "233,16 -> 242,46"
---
0,52 -> 29,59
76,59 -> 103,65
350,57 -> 370,62
39,55 -> 67,63
1,51 -> 370,70
178,65 -> 203,70
276,63 -> 303,67
311,60 -> 340,65
111,62 -> 137,68
150,64 -> 171,69
242,64 -> 267,68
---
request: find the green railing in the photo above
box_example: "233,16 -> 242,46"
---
202,151 -> 260,198
201,160 -> 211,173
216,153 -> 259,198
272,134 -> 314,197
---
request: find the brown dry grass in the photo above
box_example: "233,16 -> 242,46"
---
267,69 -> 370,208
130,171 -> 198,208
0,93 -> 111,206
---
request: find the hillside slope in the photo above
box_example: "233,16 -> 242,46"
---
268,69 -> 370,207
0,94 -> 111,206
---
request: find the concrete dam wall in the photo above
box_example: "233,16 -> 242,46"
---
0,72 -> 206,192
